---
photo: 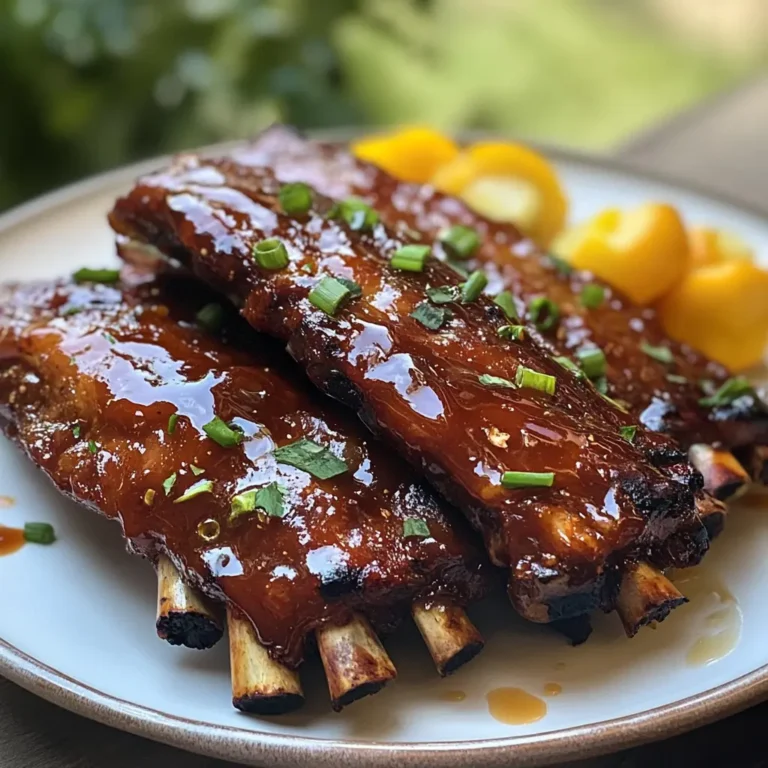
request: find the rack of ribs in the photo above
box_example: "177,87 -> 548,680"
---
109,153 -> 714,637
0,272 -> 489,712
231,126 -> 768,506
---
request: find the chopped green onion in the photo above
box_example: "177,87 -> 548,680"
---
498,324 -> 525,341
592,376 -> 609,395
501,471 -> 555,489
546,254 -> 572,276
641,341 -> 674,365
196,303 -> 224,332
576,347 -> 606,380
336,277 -> 362,298
203,417 -> 244,448
515,366 -> 556,395
410,302 -> 452,330
197,518 -> 221,542
230,482 -> 286,521
72,424 -> 81,439
278,182 -> 313,215
446,260 -> 470,278
23,522 -> 56,545
253,238 -> 290,270
308,276 -> 352,316
300,262 -> 315,274
554,356 -> 584,378
143,489 -> 156,506
103,332 -> 116,344
403,518 -> 431,538
391,244 -> 431,272
88,440 -> 98,454
699,376 -> 753,408
493,290 -> 518,320
73,267 -> 120,284
580,284 -> 605,309
666,374 -> 688,385
273,438 -> 348,480
619,425 -> 638,443
461,270 -> 488,303
173,479 -> 214,504
426,285 -> 460,304
163,472 -> 177,496
528,296 -> 560,331
329,198 -> 379,231
478,374 -> 516,389
167,413 -> 179,435
599,391 -> 630,413
190,464 -> 205,476
439,225 -> 481,260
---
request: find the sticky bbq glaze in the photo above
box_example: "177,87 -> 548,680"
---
109,155 -> 709,624
0,274 -> 488,666
234,127 -> 768,453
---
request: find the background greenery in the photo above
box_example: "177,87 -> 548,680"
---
1,0 -> 765,210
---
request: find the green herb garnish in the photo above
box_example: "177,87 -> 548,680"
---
546,254 -> 573,276
329,198 -> 379,231
308,276 -> 352,316
426,285 -> 460,304
699,376 -> 753,408
196,303 -> 224,332
72,267 -> 120,284
190,464 -> 205,476
230,482 -> 286,521
273,438 -> 348,480
253,238 -> 290,270
336,277 -> 362,298
498,324 -> 526,341
167,413 -> 179,435
493,290 -> 518,320
641,341 -> 674,365
173,479 -> 214,504
143,489 -> 156,506
580,284 -> 605,309
163,472 -> 177,496
528,296 -> 560,331
403,518 -> 431,538
619,425 -> 638,443
279,182 -> 313,216
72,424 -> 81,439
439,225 -> 481,260
576,347 -> 606,380
554,356 -> 584,378
501,471 -> 555,489
410,302 -> 452,330
666,374 -> 688,385
515,366 -> 556,395
203,417 -> 244,448
23,522 -> 56,545
478,374 -> 516,389
391,244 -> 431,272
461,270 -> 488,303
88,440 -> 98,454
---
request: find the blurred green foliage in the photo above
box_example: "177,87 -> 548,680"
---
0,0 -> 762,209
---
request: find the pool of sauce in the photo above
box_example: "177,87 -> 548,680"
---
672,569 -> 742,666
0,526 -> 25,556
438,689 -> 466,703
543,682 -> 562,697
486,687 -> 547,725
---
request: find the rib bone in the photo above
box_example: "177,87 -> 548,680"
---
689,444 -> 750,501
616,561 -> 687,637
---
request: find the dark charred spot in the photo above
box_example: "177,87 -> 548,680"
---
318,563 -> 364,600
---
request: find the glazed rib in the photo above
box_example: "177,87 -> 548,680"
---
109,157 -> 709,628
0,274 -> 488,710
236,127 -> 768,499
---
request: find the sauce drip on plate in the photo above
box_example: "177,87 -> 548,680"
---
543,682 -> 562,697
438,690 -> 466,703
0,526 -> 25,556
486,687 -> 547,725
0,496 -> 14,508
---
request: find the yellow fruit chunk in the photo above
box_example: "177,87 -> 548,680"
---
660,229 -> 768,371
432,142 -> 568,247
352,127 -> 459,184
553,203 -> 688,305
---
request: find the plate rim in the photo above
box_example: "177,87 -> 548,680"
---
2,135 -> 768,767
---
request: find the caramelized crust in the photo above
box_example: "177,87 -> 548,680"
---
0,275 -> 488,665
109,157 -> 708,623
236,127 -> 768,452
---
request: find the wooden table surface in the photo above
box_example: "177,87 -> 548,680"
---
2,76 -> 767,768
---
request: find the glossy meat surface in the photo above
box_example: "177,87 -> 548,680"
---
0,275 -> 488,665
109,157 -> 708,622
237,127 -> 768,451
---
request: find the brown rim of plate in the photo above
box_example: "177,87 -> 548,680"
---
1,133 -> 768,768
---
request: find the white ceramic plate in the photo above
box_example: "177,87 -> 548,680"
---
1,146 -> 768,768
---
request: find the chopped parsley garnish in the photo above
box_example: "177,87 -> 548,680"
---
641,341 -> 674,365
190,464 -> 205,476
162,472 -> 177,496
498,324 -> 525,341
88,440 -> 98,454
173,479 -> 214,504
402,518 -> 431,538
410,301 -> 452,330
493,290 -> 518,320
426,285 -> 461,305
72,424 -> 81,439
203,417 -> 244,448
699,376 -> 753,408
478,374 -> 516,389
619,425 -> 638,443
230,482 -> 286,520
273,439 -> 348,480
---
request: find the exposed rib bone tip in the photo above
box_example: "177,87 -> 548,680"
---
155,554 -> 223,650
616,561 -> 687,638
227,607 -> 304,715
316,613 -> 397,711
411,601 -> 484,676
689,444 -> 750,501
